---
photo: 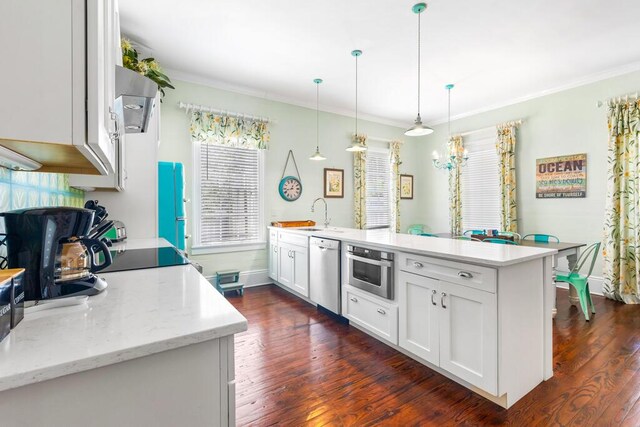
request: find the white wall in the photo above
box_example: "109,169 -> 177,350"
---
160,79 -> 424,275
418,70 -> 640,282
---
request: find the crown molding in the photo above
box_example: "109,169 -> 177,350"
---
165,68 -> 409,129
427,60 -> 640,126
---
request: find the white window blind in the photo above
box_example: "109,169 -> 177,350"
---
461,137 -> 501,232
196,144 -> 263,247
366,149 -> 391,229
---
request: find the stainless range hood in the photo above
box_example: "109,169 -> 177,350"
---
116,65 -> 158,134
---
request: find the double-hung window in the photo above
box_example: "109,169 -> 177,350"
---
460,135 -> 501,231
365,148 -> 391,229
192,143 -> 265,253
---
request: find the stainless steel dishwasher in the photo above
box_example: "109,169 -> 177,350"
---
309,236 -> 341,314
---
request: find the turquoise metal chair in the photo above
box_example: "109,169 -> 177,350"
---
498,231 -> 522,241
407,224 -> 425,235
419,233 -> 438,237
464,229 -> 486,236
454,235 -> 482,242
555,242 -> 600,321
484,238 -> 519,245
522,234 -> 560,243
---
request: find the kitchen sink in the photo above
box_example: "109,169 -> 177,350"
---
297,227 -> 344,233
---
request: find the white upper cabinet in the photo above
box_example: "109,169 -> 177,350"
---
0,0 -> 121,175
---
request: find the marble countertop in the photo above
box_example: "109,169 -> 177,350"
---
0,239 -> 247,393
269,226 -> 557,267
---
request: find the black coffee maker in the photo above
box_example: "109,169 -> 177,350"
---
1,207 -> 112,301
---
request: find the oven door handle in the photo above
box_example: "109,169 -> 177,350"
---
346,252 -> 393,268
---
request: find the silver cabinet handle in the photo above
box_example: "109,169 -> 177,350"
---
377,308 -> 386,315
350,297 -> 358,303
289,250 -> 294,258
458,271 -> 473,279
274,246 -> 277,253
431,289 -> 437,306
413,261 -> 424,269
441,292 -> 447,309
109,107 -> 120,141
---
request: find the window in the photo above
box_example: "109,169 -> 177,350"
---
193,143 -> 265,253
461,136 -> 501,231
365,148 -> 391,229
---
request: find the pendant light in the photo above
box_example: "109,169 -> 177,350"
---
405,3 -> 434,137
346,49 -> 367,152
432,84 -> 468,170
309,78 -> 327,161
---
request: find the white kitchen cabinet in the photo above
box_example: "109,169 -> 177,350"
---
344,285 -> 398,344
277,242 -> 295,289
0,0 -> 121,175
398,271 -> 439,365
268,229 -> 279,280
277,242 -> 309,297
398,264 -> 497,394
439,280 -> 497,395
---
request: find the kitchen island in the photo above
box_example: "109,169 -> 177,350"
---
0,239 -> 247,427
268,226 -> 557,408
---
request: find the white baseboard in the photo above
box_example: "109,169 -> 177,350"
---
554,270 -> 604,296
205,269 -> 272,288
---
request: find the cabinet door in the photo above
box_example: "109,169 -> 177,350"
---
268,243 -> 278,280
398,271 -> 439,366
439,280 -> 497,394
277,245 -> 294,289
344,286 -> 398,344
291,246 -> 309,297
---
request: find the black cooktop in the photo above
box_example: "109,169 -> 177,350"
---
101,247 -> 190,273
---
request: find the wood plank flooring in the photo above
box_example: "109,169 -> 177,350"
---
227,285 -> 640,426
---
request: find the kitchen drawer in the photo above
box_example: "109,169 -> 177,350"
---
398,253 -> 497,293
278,231 -> 308,248
344,285 -> 398,344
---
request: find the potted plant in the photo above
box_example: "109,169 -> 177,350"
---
121,38 -> 174,99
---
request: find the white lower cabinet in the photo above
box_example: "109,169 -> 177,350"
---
276,241 -> 309,298
398,270 -> 497,395
344,285 -> 398,344
268,242 -> 278,280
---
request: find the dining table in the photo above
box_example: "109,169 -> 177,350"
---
435,233 -> 586,316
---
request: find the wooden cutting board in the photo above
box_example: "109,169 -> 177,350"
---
271,220 -> 316,228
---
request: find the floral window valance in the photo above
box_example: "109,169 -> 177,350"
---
189,111 -> 270,150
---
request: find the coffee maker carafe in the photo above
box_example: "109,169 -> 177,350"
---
1,207 -> 112,301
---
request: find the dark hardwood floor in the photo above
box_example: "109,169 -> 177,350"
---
227,285 -> 640,426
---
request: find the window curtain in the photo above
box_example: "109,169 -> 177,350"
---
353,134 -> 368,229
496,123 -> 518,233
603,99 -> 640,303
188,111 -> 270,149
448,135 -> 463,235
389,140 -> 402,233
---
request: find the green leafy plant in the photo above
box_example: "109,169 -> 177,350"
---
121,38 -> 174,99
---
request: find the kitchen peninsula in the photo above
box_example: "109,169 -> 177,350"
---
0,239 -> 247,426
268,226 -> 557,408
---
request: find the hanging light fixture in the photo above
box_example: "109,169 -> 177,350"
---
346,49 -> 367,152
310,78 -> 327,161
432,84 -> 468,170
405,3 -> 433,137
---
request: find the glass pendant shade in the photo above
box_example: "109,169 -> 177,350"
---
347,49 -> 367,152
310,148 -> 326,160
310,78 -> 326,161
405,114 -> 434,136
346,141 -> 367,152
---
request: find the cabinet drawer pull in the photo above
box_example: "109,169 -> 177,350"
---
413,261 -> 424,269
431,289 -> 437,306
350,297 -> 358,303
274,247 -> 278,253
441,292 -> 447,309
377,308 -> 386,315
458,271 -> 473,279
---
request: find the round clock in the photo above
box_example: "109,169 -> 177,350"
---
279,175 -> 302,201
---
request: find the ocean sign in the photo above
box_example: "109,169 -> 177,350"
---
536,153 -> 587,198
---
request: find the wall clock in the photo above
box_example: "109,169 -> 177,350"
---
279,150 -> 303,202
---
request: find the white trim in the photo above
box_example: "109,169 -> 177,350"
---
205,269 -> 271,288
165,68 -> 408,129
192,241 -> 267,255
191,142 -> 266,250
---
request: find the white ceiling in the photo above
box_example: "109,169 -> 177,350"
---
119,0 -> 640,127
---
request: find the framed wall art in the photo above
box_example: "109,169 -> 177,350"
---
324,168 -> 344,198
400,174 -> 414,199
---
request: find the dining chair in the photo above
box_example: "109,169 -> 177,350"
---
522,234 -> 560,243
484,238 -> 519,245
419,233 -> 439,237
498,231 -> 522,241
454,235 -> 482,242
463,229 -> 486,236
407,224 -> 425,235
554,242 -> 600,321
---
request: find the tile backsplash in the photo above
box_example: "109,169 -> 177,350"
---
0,167 -> 84,213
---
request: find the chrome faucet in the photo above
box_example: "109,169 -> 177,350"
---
311,197 -> 330,228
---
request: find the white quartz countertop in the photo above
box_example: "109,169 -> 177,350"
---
0,239 -> 247,393
270,226 -> 557,267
